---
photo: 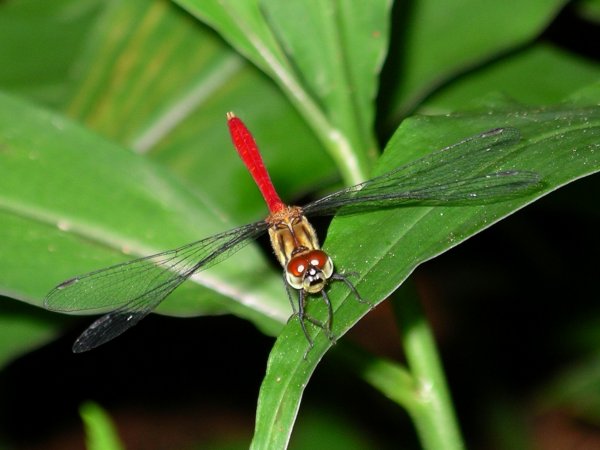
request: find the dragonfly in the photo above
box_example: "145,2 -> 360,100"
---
45,113 -> 540,353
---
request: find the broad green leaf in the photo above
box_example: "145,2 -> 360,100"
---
261,0 -> 390,158
172,0 -> 316,133
0,297 -> 63,368
0,0 -> 105,107
65,0 -> 243,145
424,44 -> 600,113
58,0 -> 335,224
81,402 -> 125,450
172,0 -> 291,79
252,104 -> 600,449
174,0 -> 387,183
386,0 -> 566,119
0,91 -> 287,336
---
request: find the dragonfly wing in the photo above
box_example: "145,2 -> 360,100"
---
70,265 -> 205,352
45,221 -> 269,351
303,128 -> 540,216
72,307 -> 157,353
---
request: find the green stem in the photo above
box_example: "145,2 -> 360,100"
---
335,345 -> 417,409
338,282 -> 464,449
393,282 -> 465,450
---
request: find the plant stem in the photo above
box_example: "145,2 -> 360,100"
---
337,281 -> 464,449
393,282 -> 465,450
335,344 -> 417,409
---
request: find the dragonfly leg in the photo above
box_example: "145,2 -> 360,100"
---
296,289 -> 315,351
283,274 -> 339,356
285,281 -> 314,347
301,314 -> 336,342
319,289 -> 334,334
300,301 -> 337,360
331,272 -> 372,307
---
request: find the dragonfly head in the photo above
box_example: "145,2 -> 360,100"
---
286,250 -> 334,294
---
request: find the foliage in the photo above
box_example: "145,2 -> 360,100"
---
0,0 -> 598,448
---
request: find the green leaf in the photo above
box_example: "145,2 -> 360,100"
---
173,0 -> 291,79
172,0 -> 329,142
387,0 -> 567,118
65,0 -> 245,146
174,0 -> 392,183
261,0 -> 390,157
0,0 -> 105,107
0,91 -> 287,335
0,298 -> 63,368
81,402 -> 125,450
56,0 -> 335,224
252,104 -> 600,449
424,44 -> 600,112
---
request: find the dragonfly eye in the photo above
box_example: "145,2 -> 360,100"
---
286,255 -> 309,290
287,255 -> 309,277
305,250 -> 334,280
307,250 -> 329,270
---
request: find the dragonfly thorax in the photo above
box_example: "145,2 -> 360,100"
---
267,206 -> 321,267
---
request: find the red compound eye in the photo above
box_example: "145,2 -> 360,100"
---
287,255 -> 309,277
307,250 -> 328,269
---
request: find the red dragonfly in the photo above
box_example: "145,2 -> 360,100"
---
45,113 -> 539,352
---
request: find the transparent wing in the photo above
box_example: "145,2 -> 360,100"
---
44,221 -> 269,352
303,128 -> 541,216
